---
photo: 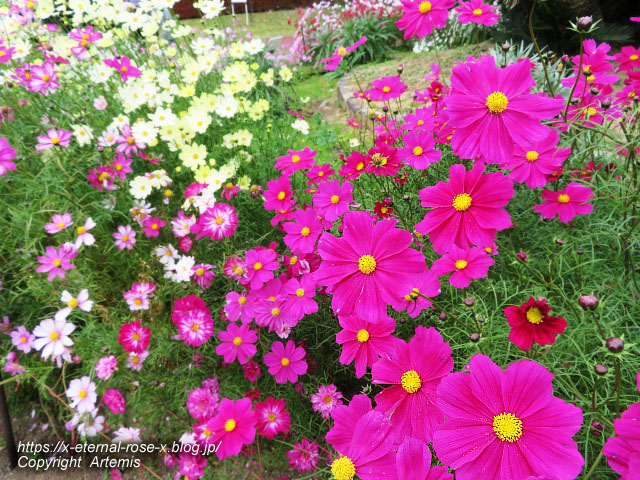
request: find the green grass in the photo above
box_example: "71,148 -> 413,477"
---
182,9 -> 297,39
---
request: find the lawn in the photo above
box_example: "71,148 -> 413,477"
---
182,8 -> 297,39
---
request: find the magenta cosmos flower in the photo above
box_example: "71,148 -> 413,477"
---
312,179 -> 353,222
500,129 -> 571,189
320,35 -> 367,71
456,0 -> 500,26
275,147 -> 316,176
245,247 -> 280,289
603,401 -> 640,479
445,56 -> 564,164
431,245 -> 494,288
390,270 -> 441,317
396,0 -> 455,38
396,437 -> 453,480
399,130 -> 442,170
103,56 -> 141,81
202,397 -> 256,460
117,321 -> 150,354
310,384 -> 344,419
316,211 -> 426,323
433,354 -> 584,480
264,340 -> 307,384
336,314 -> 396,378
372,326 -> 453,443
0,137 -> 17,177
368,75 -> 408,101
36,245 -> 76,281
255,397 -> 291,439
216,322 -> 257,365
191,203 -> 238,240
533,182 -> 594,223
328,410 -> 398,480
263,176 -> 294,212
44,213 -> 73,234
36,128 -> 72,152
283,208 -> 323,254
415,163 -> 514,255
287,438 -> 320,472
505,297 -> 567,351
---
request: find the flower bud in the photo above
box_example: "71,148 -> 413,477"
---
579,295 -> 599,310
590,420 -> 604,436
516,252 -> 527,262
464,297 -> 475,307
594,363 -> 608,376
577,16 -> 593,31
501,42 -> 511,52
439,312 -> 447,321
605,337 -> 624,353
470,333 -> 481,343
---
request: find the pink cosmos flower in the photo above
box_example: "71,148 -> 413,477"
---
224,291 -> 253,324
27,61 -> 60,95
187,387 -> 219,423
283,208 -> 323,254
0,45 -> 15,63
202,397 -> 256,460
396,0 -> 456,38
431,245 -> 494,288
36,245 -> 76,281
306,163 -> 335,185
113,224 -> 136,250
366,141 -> 402,177
115,124 -> 144,157
399,130 -> 442,170
45,213 -> 73,234
93,96 -> 108,110
614,46 -> 640,71
275,147 -> 316,176
255,397 -> 291,439
603,402 -> 640,479
562,42 -> 619,92
327,410 -> 398,480
123,282 -> 156,311
36,128 -> 72,152
192,263 -> 216,289
390,270 -> 441,317
445,56 -> 564,164
103,389 -> 126,415
287,438 -> 320,472
433,354 -> 584,480
336,314 -> 396,378
11,326 -> 34,353
0,137 -> 17,177
243,360 -> 261,382
5,354 -> 25,376
177,309 -> 215,347
264,340 -> 308,384
118,320 -> 150,354
310,384 -> 343,419
320,36 -> 367,71
191,203 -> 238,240
340,151 -> 369,179
372,326 -> 453,443
263,176 -> 294,212
396,437 -> 453,480
254,296 -> 296,335
505,297 -> 567,351
316,211 -> 426,323
172,211 -> 196,238
283,274 -> 318,322
216,323 -> 257,364
456,0 -> 500,26
127,350 -> 149,371
368,75 -> 408,101
533,182 -> 594,222
312,179 -> 353,222
103,56 -> 141,81
245,247 -> 280,289
500,129 -> 571,189
415,163 -> 514,254
32,317 -> 75,360
96,355 -> 117,380
66,376 -> 97,413
74,218 -> 96,249
142,216 -> 166,237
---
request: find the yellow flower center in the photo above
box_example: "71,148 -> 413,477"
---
126,137 -> 134,144
42,74 -> 50,82
318,171 -> 325,177
51,137 -> 60,145
382,86 -> 391,93
331,456 -> 356,480
134,299 -> 142,305
191,323 -> 200,331
419,1 -> 432,13
203,428 -> 211,438
121,66 -> 128,73
77,226 -> 86,234
233,337 -> 243,346
267,413 -> 277,421
67,298 -> 79,308
281,357 -> 290,367
296,288 -> 305,297
486,91 -> 509,114
493,412 -> 523,442
631,54 -> 639,61
78,390 -> 87,399
356,162 -> 365,171
455,259 -> 468,270
254,262 -> 263,270
151,223 -> 159,230
224,419 -> 236,432
301,227 -> 311,237
472,7 -> 483,15
235,266 -> 244,275
358,255 -> 377,274
357,329 -> 370,343
214,216 -> 224,225
290,256 -> 298,264
291,154 -> 301,163
196,268 -> 205,276
330,195 -> 340,204
53,259 -> 62,267
238,296 -> 247,305
585,107 -> 597,117
525,151 -> 539,162
277,191 -> 286,200
270,307 -> 281,317
56,222 -> 65,228
132,333 -> 140,341
370,153 -> 388,167
526,307 -> 544,324
558,194 -> 570,204
401,370 -> 422,393
452,193 -> 472,211
412,146 -> 424,156
49,331 -> 60,341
